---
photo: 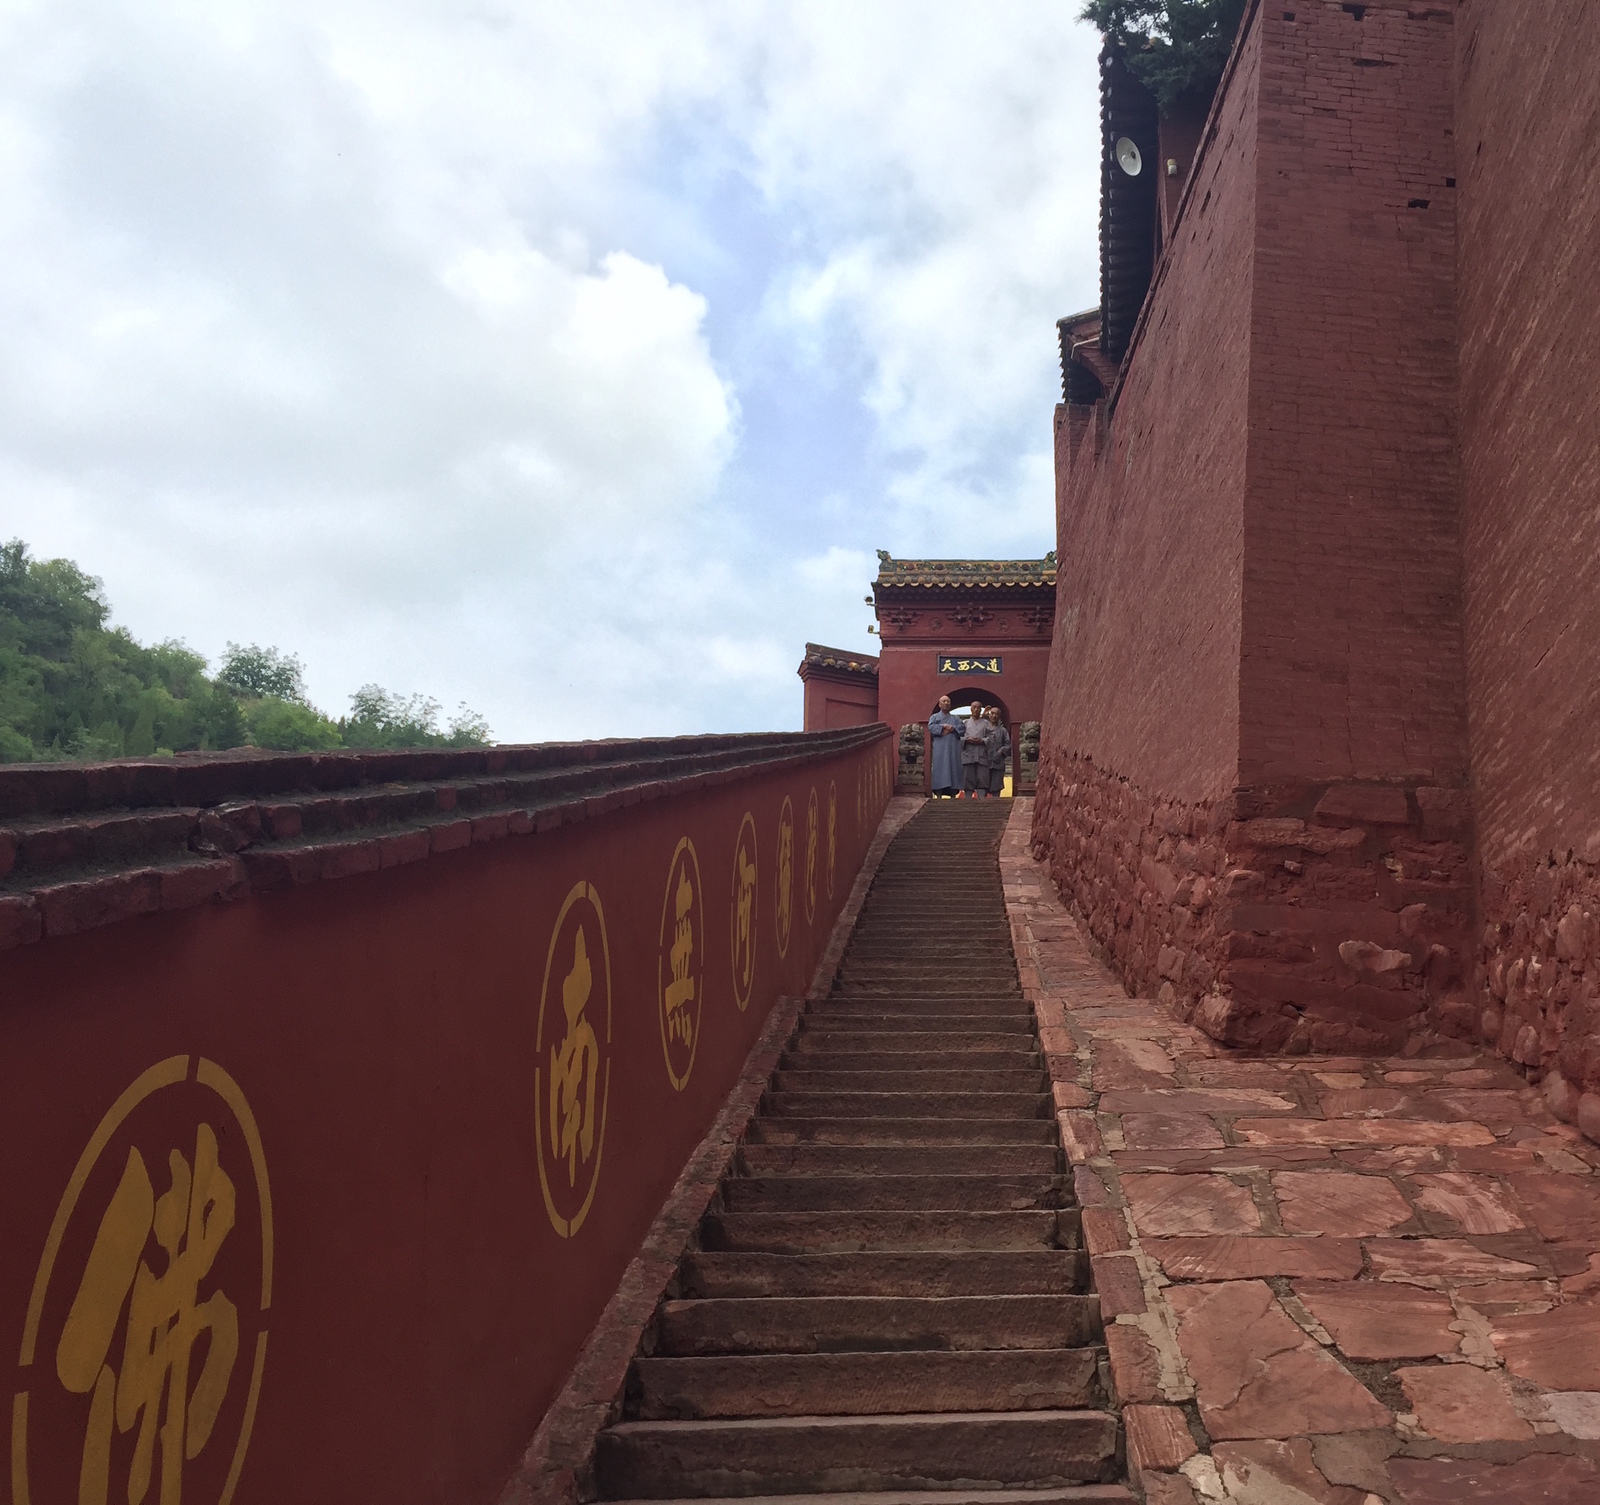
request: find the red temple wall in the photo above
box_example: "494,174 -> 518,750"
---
801,673 -> 879,731
0,732 -> 895,1504
1240,1 -> 1465,789
1031,15 -> 1257,1019
1035,4 -> 1476,1051
1454,0 -> 1600,1121
878,638 -> 1051,792
877,640 -> 1051,739
1039,10 -> 1255,807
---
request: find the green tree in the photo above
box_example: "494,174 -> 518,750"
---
247,697 -> 343,751
218,642 -> 307,703
340,684 -> 491,749
1080,0 -> 1247,109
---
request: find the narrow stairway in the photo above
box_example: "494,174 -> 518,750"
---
595,799 -> 1130,1503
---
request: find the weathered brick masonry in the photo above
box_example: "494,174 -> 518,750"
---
1454,1 -> 1600,1130
1038,1 -> 1476,1054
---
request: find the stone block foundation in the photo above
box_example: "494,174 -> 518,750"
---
1032,750 -> 1474,1055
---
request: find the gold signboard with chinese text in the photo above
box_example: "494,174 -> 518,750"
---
937,655 -> 1003,675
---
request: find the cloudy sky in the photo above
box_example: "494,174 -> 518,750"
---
0,2 -> 1102,741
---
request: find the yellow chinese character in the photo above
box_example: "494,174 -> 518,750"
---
735,845 -> 756,986
777,820 -> 793,932
664,868 -> 695,1045
551,927 -> 601,1186
56,1125 -> 239,1505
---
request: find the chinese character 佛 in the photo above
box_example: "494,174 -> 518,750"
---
56,1124 -> 240,1505
664,867 -> 695,1046
550,926 -> 601,1185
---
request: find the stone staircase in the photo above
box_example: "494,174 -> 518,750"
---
593,800 -> 1130,1503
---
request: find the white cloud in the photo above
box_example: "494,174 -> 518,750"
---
0,1 -> 1100,740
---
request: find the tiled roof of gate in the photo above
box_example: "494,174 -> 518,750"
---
873,553 -> 1056,589
799,643 -> 879,677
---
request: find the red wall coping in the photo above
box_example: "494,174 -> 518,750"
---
0,727 -> 890,952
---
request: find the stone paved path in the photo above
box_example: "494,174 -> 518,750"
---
1001,800 -> 1600,1505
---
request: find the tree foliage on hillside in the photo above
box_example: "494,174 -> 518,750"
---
1081,0 -> 1248,110
0,540 -> 492,761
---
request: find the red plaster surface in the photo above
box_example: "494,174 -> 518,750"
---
0,733 -> 897,1504
1038,2 -> 1485,1054
801,672 -> 880,732
1043,17 -> 1256,808
1240,2 -> 1466,790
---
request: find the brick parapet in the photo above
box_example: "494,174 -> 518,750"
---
1033,746 -> 1473,1055
0,728 -> 889,951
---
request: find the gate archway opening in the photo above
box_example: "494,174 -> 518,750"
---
926,687 -> 1016,796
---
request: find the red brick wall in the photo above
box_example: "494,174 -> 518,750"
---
1041,13 -> 1259,806
1241,1 -> 1466,789
1035,5 -> 1475,1051
1454,1 -> 1600,1124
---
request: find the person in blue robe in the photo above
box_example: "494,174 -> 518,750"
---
928,696 -> 963,797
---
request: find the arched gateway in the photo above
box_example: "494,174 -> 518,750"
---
797,551 -> 1057,793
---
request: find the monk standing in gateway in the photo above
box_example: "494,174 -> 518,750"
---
927,695 -> 963,798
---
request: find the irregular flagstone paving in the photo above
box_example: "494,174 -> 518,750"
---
1001,801 -> 1600,1504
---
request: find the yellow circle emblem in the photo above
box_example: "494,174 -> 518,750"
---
536,881 -> 613,1238
804,786 -> 819,927
729,812 -> 758,1012
658,838 -> 704,1091
13,1056 -> 272,1505
775,797 -> 795,959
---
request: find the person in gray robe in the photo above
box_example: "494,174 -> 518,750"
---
960,701 -> 991,796
927,695 -> 963,797
986,706 -> 1011,796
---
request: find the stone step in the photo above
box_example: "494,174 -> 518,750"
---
771,1069 -> 1048,1094
792,1030 -> 1037,1051
828,987 -> 1023,1002
677,1250 -> 1086,1299
738,1143 -> 1059,1178
806,997 -> 1032,1017
797,1025 -> 1032,1043
720,1173 -> 1065,1213
699,1209 -> 1079,1254
654,1294 -> 1102,1356
747,1117 -> 1059,1146
632,1347 -> 1103,1419
594,1411 -> 1122,1498
779,1050 -> 1040,1074
762,1091 -> 1050,1121
806,1004 -> 1031,1023
603,1490 -> 1132,1505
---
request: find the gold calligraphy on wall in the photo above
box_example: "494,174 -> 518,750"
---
13,1056 -> 272,1505
535,881 -> 613,1238
804,787 -> 819,927
826,781 -> 838,900
729,812 -> 758,1012
774,797 -> 795,959
657,838 -> 704,1091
